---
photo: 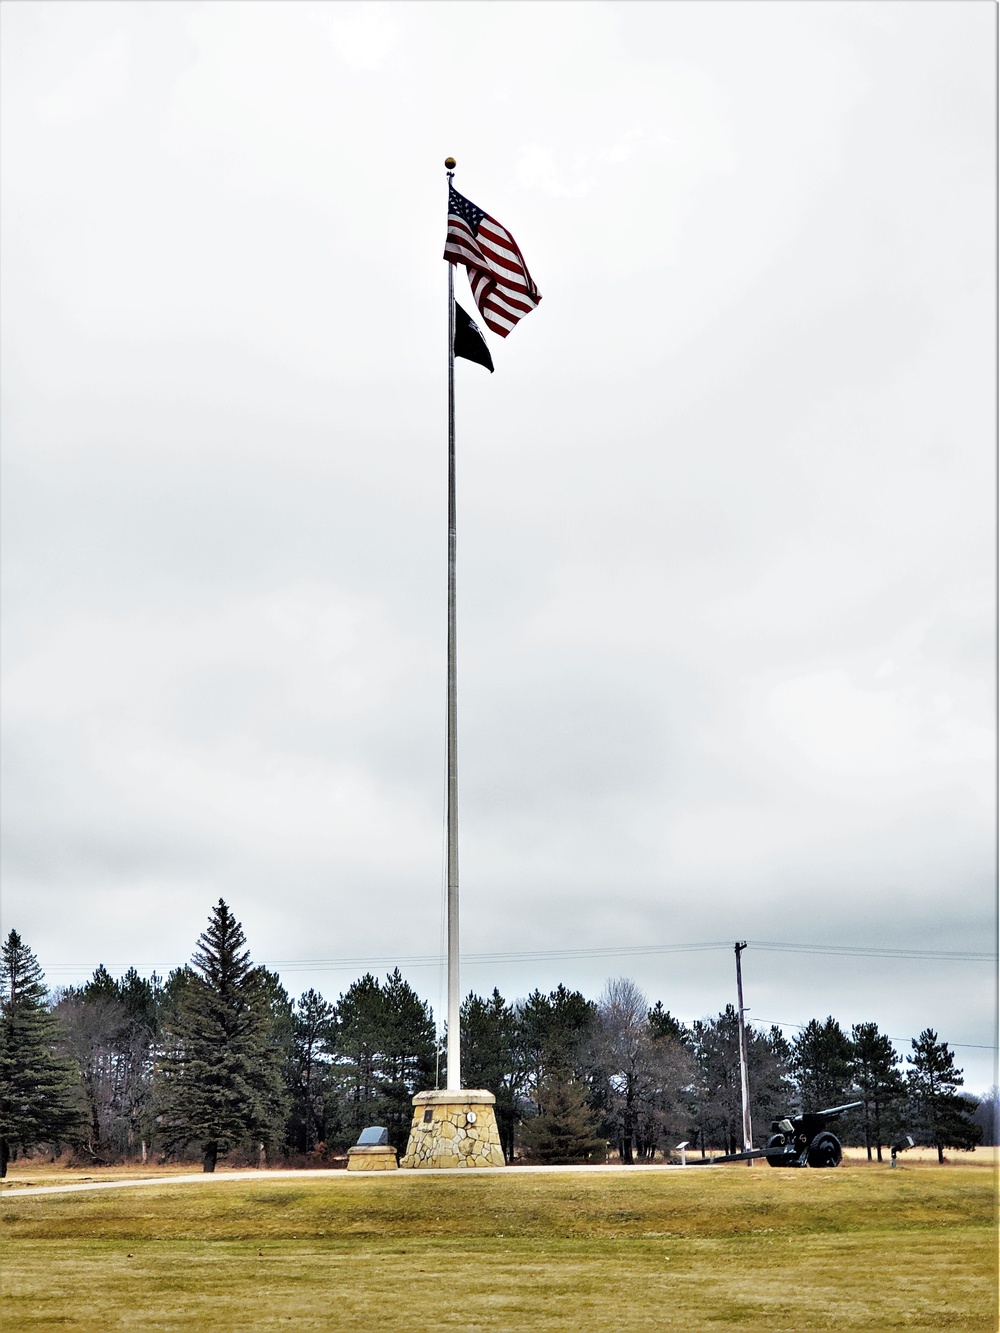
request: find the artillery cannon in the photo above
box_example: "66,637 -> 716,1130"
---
690,1101 -> 862,1168
762,1101 -> 861,1168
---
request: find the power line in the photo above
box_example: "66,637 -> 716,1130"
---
43,943 -> 996,1054
747,940 -> 994,962
42,937 -> 996,977
755,1018 -> 995,1052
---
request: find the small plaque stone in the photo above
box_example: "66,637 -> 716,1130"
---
356,1126 -> 389,1146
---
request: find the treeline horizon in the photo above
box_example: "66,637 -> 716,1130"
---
1,900 -> 990,1176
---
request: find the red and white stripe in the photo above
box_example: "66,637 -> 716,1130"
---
444,212 -> 541,339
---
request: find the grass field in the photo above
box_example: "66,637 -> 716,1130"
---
2,1162 -> 996,1332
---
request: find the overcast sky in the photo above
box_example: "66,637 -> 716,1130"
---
1,1 -> 995,1090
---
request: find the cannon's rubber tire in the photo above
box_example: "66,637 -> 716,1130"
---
764,1133 -> 789,1167
807,1131 -> 842,1168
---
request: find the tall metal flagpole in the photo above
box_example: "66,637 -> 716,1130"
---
400,159 -> 509,1168
445,158 -> 460,1091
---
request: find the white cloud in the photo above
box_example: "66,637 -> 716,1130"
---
312,2 -> 403,72
513,143 -> 596,199
1,1 -> 994,1082
768,670 -> 915,775
35,30 -> 132,124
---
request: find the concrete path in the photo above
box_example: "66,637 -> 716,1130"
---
1,1161 -> 685,1198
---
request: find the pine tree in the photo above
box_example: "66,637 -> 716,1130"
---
0,931 -> 85,1176
334,972 -> 388,1145
849,1022 -> 905,1161
333,970 -> 435,1151
155,901 -> 288,1172
519,1073 -> 605,1164
906,1029 -> 981,1162
791,1017 -> 856,1114
515,984 -> 597,1115
632,1006 -> 696,1161
461,988 -> 523,1161
287,989 -> 338,1154
647,1002 -> 691,1047
690,1007 -> 793,1156
378,969 -> 435,1149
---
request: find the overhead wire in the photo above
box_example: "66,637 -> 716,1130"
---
42,940 -> 996,1054
754,1018 -> 995,1053
42,937 -> 995,976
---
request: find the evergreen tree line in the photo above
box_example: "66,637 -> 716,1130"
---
0,903 -> 987,1176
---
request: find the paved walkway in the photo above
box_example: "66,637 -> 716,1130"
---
1,1161 -> 685,1198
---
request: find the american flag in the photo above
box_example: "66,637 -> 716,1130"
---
444,184 -> 541,338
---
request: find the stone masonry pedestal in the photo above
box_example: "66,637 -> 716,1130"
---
400,1089 -> 505,1169
346,1144 -> 398,1171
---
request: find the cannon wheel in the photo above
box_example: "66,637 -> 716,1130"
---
764,1134 -> 790,1167
807,1131 -> 842,1168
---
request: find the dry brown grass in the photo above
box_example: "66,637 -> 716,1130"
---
2,1161 -> 996,1331
839,1144 -> 998,1167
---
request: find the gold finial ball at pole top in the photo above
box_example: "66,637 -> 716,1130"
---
444,157 -> 456,169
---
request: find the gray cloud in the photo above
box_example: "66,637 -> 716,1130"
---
2,3 -> 994,1089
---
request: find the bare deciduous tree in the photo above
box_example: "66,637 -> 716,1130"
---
594,978 -> 693,1163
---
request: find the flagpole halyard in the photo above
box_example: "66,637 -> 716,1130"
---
445,157 -> 461,1092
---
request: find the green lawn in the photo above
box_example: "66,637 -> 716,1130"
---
2,1165 -> 996,1331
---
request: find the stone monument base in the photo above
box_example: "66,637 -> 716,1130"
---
346,1144 -> 398,1171
400,1089 -> 505,1169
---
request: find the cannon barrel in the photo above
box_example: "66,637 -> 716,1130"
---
812,1101 -> 863,1122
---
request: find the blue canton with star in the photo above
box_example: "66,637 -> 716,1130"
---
449,185 -> 486,235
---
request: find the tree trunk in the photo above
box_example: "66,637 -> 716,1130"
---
937,1143 -> 944,1164
620,1091 -> 636,1164
203,1143 -> 218,1173
499,1111 -> 514,1164
0,1138 -> 9,1179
